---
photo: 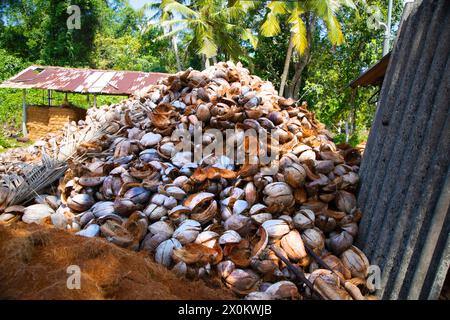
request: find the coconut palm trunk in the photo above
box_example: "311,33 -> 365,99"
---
287,14 -> 316,99
171,33 -> 182,71
287,45 -> 310,100
203,55 -> 211,68
279,32 -> 295,97
140,3 -> 182,71
262,1 -> 352,98
167,11 -> 182,72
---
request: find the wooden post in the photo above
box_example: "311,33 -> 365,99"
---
22,89 -> 27,136
350,88 -> 357,136
48,89 -> 52,107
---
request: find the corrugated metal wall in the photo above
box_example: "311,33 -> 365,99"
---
356,0 -> 450,300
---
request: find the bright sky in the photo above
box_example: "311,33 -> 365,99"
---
129,0 -> 155,10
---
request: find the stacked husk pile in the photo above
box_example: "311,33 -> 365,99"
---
26,106 -> 50,140
0,131 -> 66,176
0,62 -> 375,300
0,146 -> 41,175
26,105 -> 86,140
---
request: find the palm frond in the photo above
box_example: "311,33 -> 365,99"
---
223,0 -> 255,20
156,26 -> 186,40
61,122 -> 108,159
141,1 -> 162,12
162,1 -> 198,19
341,0 -> 356,9
307,0 -> 345,45
213,25 -> 246,60
10,152 -> 67,205
242,28 -> 258,49
260,12 -> 281,37
310,0 -> 338,15
199,36 -> 218,58
223,6 -> 243,20
267,1 -> 287,15
6,121 -> 109,206
325,14 -> 344,45
234,0 -> 256,11
288,6 -> 307,54
161,10 -> 170,22
260,0 -> 289,37
160,19 -> 189,27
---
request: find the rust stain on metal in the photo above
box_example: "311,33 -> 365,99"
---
0,65 -> 169,96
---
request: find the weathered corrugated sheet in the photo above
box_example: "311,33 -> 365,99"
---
350,52 -> 391,88
0,65 -> 169,96
356,0 -> 450,300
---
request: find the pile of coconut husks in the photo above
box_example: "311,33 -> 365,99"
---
0,62 -> 376,300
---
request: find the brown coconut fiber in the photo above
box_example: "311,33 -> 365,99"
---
0,223 -> 235,300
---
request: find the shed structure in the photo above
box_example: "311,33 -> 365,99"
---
356,0 -> 449,300
350,52 -> 391,89
0,65 -> 168,138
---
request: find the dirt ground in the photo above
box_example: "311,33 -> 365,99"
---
0,223 -> 235,300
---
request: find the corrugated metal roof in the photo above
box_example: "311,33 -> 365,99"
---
349,52 -> 391,88
0,65 -> 169,96
357,0 -> 449,300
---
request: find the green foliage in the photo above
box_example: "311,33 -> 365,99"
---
0,135 -> 33,152
333,130 -> 369,147
251,30 -> 289,89
0,48 -> 28,127
93,34 -> 173,72
252,0 -> 403,143
161,0 -> 257,63
260,0 -> 354,54
40,0 -> 102,66
0,0 -> 104,66
301,0 -> 403,141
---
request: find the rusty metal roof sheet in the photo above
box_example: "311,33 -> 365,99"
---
0,65 -> 169,96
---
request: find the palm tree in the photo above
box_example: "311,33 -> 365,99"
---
160,0 -> 257,68
138,0 -> 183,71
261,0 -> 355,98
